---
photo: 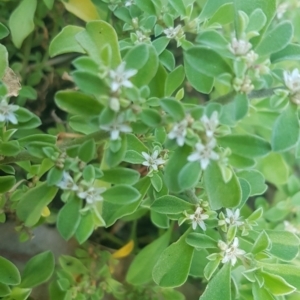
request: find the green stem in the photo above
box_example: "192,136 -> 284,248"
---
211,86 -> 285,104
0,130 -> 110,165
184,189 -> 199,205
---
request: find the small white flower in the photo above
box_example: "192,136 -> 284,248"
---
100,116 -> 132,140
224,209 -> 244,226
277,3 -> 288,19
218,237 -> 245,266
283,69 -> 300,94
201,111 -> 219,138
187,139 -> 219,170
168,119 -> 188,146
185,206 -> 209,231
244,50 -> 258,67
163,25 -> 182,39
141,150 -> 166,171
284,221 -> 299,234
109,62 -> 137,92
77,186 -> 106,204
228,37 -> 252,56
135,31 -> 149,43
125,0 -> 133,6
56,172 -> 79,191
0,99 -> 19,124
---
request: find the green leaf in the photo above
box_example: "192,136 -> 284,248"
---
255,22 -> 293,56
186,233 -> 218,249
59,255 -> 88,275
184,53 -> 214,94
0,23 -> 9,40
103,185 -> 140,204
271,44 -> 300,63
57,196 -> 82,240
151,210 -> 169,228
135,0 -> 156,15
17,183 -> 58,227
126,230 -> 171,285
75,211 -> 95,244
0,256 -> 20,285
184,47 -> 232,78
261,271 -> 296,295
129,45 -> 159,87
178,162 -> 202,190
151,172 -> 163,192
266,230 -> 299,261
200,264 -> 231,300
217,134 -> 271,158
72,71 -> 109,97
75,20 -> 121,67
169,0 -> 186,16
238,178 -> 251,208
0,282 -> 10,297
165,66 -> 185,97
103,177 -> 151,227
8,0 -> 37,48
199,0 -> 232,21
151,195 -> 194,214
234,0 -> 276,32
251,231 -> 270,254
204,161 -> 242,210
152,232 -> 194,287
247,9 -> 267,33
164,145 -> 191,193
126,133 -> 148,153
140,108 -> 162,127
237,170 -> 267,196
0,141 -> 20,156
78,139 -> 96,162
105,136 -> 127,167
261,263 -> 300,290
207,3 -> 234,26
257,153 -> 289,185
160,98 -> 185,121
155,127 -> 166,144
101,168 -> 140,185
0,175 -> 15,193
0,44 -> 8,79
55,90 -> 103,117
20,251 -> 55,288
252,282 -> 275,300
49,25 -> 85,57
271,104 -> 299,152
47,167 -> 63,186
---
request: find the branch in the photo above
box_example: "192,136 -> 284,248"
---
0,130 -> 110,165
211,86 -> 285,104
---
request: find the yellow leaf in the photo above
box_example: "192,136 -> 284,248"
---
41,206 -> 50,217
112,240 -> 134,259
62,0 -> 100,22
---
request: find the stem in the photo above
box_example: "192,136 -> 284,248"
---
0,130 -> 110,165
211,86 -> 285,104
185,189 -> 199,205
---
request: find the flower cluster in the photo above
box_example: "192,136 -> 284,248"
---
56,172 -> 106,205
188,111 -> 220,170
